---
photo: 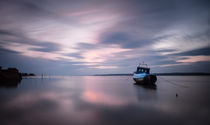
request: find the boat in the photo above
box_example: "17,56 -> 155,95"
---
133,63 -> 157,85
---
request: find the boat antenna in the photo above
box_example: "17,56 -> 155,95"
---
138,62 -> 148,67
140,61 -> 148,67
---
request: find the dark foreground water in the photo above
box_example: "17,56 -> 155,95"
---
0,76 -> 210,125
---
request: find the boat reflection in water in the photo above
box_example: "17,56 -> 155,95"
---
134,82 -> 157,90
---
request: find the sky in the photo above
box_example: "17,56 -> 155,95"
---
0,0 -> 210,75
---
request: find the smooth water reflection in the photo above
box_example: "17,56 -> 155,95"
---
0,76 -> 210,125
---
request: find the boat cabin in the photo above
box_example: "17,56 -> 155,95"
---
135,66 -> 150,74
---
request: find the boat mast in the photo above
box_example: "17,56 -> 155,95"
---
138,61 -> 148,68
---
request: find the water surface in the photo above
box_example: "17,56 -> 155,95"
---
0,76 -> 210,125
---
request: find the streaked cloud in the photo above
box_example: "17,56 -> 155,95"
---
176,56 -> 210,63
88,66 -> 119,69
0,0 -> 209,74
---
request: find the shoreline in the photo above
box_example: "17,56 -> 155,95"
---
93,72 -> 210,76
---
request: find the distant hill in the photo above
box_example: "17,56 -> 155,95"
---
94,72 -> 210,76
94,74 -> 133,76
155,72 -> 210,76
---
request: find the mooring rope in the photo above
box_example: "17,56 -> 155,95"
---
158,76 -> 190,88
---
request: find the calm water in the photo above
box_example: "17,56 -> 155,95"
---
0,76 -> 210,125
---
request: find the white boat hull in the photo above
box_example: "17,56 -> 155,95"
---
133,73 -> 157,85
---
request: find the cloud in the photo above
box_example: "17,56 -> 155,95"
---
152,29 -> 210,55
0,29 -> 15,36
172,46 -> 210,56
30,42 -> 61,52
100,32 -> 150,49
176,56 -> 210,63
0,0 -> 210,74
0,46 -> 20,54
0,0 -> 59,19
88,66 -> 119,69
0,29 -> 61,53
